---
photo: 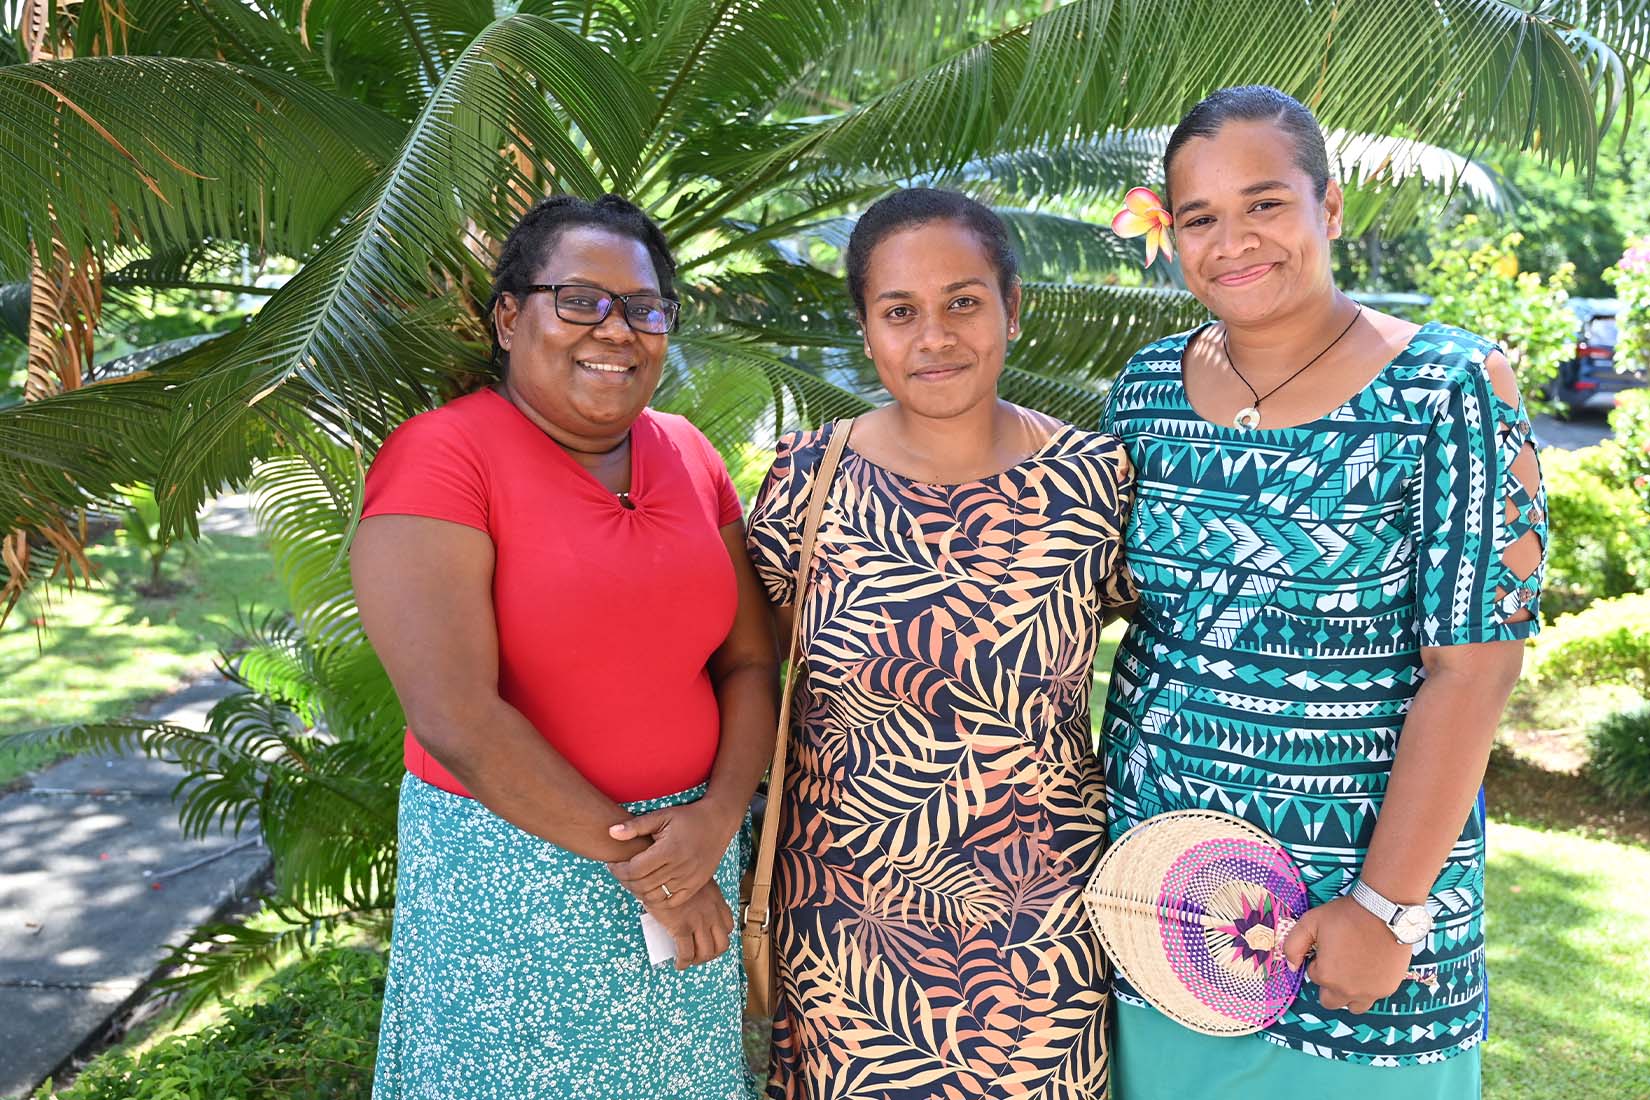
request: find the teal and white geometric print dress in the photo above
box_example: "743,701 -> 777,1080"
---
1100,322 -> 1546,1069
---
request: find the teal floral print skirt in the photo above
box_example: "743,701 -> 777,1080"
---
373,775 -> 755,1100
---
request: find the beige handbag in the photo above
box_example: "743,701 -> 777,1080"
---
741,417 -> 854,1019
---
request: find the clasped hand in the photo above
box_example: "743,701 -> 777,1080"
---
1282,895 -> 1416,1014
606,798 -> 742,970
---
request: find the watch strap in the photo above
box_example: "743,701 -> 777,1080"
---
1350,879 -> 1401,924
1351,879 -> 1432,950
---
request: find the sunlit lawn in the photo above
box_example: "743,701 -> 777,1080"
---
0,534 -> 287,785
1484,822 -> 1650,1099
1089,625 -> 1650,1100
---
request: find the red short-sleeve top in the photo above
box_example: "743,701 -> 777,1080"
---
361,388 -> 742,803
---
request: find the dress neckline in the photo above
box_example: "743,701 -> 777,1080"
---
1176,320 -> 1437,434
841,421 -> 1075,488
482,386 -> 647,506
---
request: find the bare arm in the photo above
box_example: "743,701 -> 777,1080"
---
1361,349 -> 1543,910
1284,349 -> 1543,1012
1361,640 -> 1522,899
350,513 -> 645,863
607,520 -> 780,905
1284,640 -> 1522,1011
701,520 -> 781,822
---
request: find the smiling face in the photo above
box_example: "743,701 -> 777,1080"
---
492,226 -> 667,443
1167,119 -> 1344,327
858,220 -> 1020,421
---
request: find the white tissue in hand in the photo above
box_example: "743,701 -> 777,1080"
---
640,912 -> 675,965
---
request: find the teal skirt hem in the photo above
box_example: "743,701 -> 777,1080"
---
372,775 -> 755,1100
1114,1000 -> 1481,1100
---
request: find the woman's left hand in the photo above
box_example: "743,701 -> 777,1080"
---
606,798 -> 742,909
1282,896 -> 1415,1014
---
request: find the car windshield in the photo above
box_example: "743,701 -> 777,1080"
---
1584,317 -> 1618,345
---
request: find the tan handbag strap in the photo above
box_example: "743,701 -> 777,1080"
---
743,417 -> 854,946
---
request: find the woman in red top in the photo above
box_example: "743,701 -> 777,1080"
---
353,194 -> 774,1100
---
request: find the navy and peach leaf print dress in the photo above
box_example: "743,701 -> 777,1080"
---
1101,322 -> 1547,1069
746,421 -> 1135,1100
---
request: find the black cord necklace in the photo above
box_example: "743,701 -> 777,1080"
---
1222,302 -> 1363,430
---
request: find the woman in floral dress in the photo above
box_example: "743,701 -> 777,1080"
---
747,188 -> 1135,1099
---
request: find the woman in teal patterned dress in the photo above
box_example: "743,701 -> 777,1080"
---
1100,87 -> 1546,1099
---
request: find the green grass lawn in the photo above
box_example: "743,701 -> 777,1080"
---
1484,822 -> 1650,1099
0,534 -> 287,785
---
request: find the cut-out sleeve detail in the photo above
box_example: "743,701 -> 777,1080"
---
1415,352 -> 1547,646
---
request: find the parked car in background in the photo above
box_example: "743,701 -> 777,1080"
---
1552,298 -> 1643,416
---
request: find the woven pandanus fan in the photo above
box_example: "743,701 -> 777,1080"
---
1082,810 -> 1308,1036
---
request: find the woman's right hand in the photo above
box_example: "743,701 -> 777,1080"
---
646,884 -> 734,971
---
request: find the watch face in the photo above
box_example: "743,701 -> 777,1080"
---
1393,906 -> 1432,943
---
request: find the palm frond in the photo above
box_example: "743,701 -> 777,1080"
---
4,246 -> 275,360
778,0 -> 1035,107
152,903 -> 390,1016
694,0 -> 1649,208
226,608 -> 329,726
150,14 -> 654,535
24,234 -> 101,399
0,366 -> 179,531
930,129 -> 1164,208
1008,283 -> 1207,383
261,0 -> 499,111
0,57 -> 401,279
250,448 -> 365,648
656,331 -> 874,449
73,0 -> 340,91
635,0 -> 904,131
692,260 -> 860,345
75,0 -> 499,116
997,207 -> 1166,284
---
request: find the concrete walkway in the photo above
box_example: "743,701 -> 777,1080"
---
0,677 -> 272,1098
1532,409 -> 1612,450
0,495 -> 272,1098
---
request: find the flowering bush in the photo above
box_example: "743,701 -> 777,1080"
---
1607,389 -> 1650,513
1417,215 -> 1576,405
1541,444 -> 1650,616
1530,591 -> 1650,690
1606,237 -> 1650,373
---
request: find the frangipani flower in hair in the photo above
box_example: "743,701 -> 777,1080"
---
1111,187 -> 1174,267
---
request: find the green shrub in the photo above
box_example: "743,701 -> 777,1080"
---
112,483 -> 195,596
1607,389 -> 1650,514
39,947 -> 385,1100
1418,214 -> 1577,407
1606,237 -> 1650,374
1530,592 -> 1650,689
1587,705 -> 1650,805
1540,445 -> 1650,616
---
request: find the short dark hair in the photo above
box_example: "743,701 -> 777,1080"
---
487,194 -> 677,370
845,188 -> 1019,314
1163,85 -> 1331,208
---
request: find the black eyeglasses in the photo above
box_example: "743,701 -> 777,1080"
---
522,283 -> 680,335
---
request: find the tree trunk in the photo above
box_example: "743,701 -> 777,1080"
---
3,0 -> 100,619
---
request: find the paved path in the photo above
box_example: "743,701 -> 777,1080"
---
0,495 -> 271,1098
1533,410 -> 1612,451
0,677 -> 271,1098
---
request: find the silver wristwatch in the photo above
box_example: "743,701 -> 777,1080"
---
1350,879 -> 1433,950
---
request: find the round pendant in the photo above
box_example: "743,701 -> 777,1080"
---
1233,406 -> 1262,431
